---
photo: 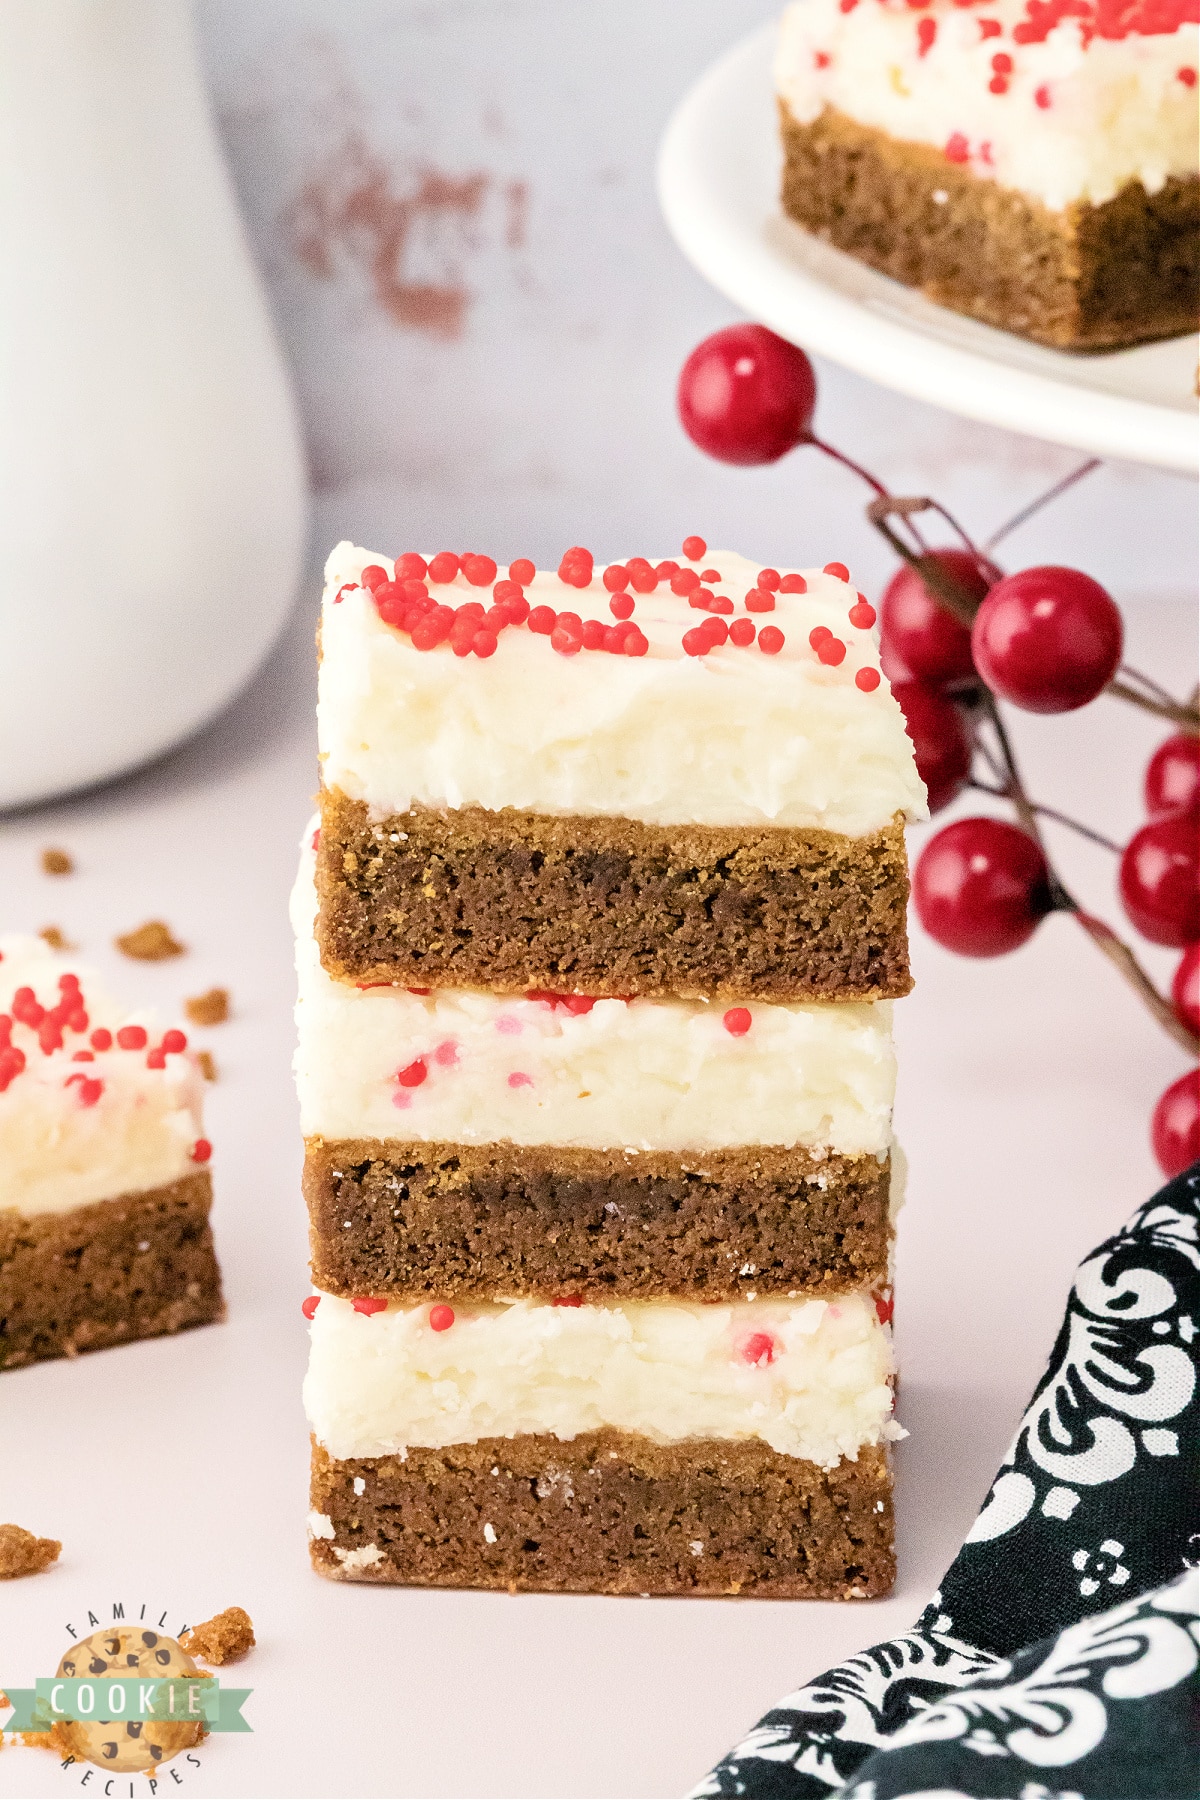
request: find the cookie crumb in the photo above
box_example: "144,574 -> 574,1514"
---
38,926 -> 73,952
180,1606 -> 255,1666
41,848 -> 73,876
0,1523 -> 61,1580
116,921 -> 185,961
185,987 -> 229,1026
197,1050 -> 218,1082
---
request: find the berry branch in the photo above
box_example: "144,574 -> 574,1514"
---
676,321 -> 1200,1176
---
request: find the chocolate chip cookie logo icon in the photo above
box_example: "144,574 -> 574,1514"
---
3,1609 -> 252,1785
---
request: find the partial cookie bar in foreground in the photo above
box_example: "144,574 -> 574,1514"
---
0,936 -> 223,1369
314,544 -> 927,1001
304,1291 -> 899,1597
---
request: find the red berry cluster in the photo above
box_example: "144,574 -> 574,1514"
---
676,320 -> 1200,1184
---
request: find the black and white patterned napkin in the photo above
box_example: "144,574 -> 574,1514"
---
694,1163 -> 1200,1800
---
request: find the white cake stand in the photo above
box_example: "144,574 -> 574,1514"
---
657,24 -> 1199,475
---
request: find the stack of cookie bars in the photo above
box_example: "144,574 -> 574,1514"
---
295,538 -> 926,1596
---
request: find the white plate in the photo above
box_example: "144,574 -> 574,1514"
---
657,24 -> 1199,474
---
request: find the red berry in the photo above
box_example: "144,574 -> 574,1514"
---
677,324 -> 816,465
610,594 -> 635,621
1173,943 -> 1200,1033
972,566 -> 1123,713
301,1295 -> 320,1321
1145,733 -> 1200,818
729,619 -> 756,647
427,552 -> 460,584
682,536 -> 707,560
723,1007 -> 752,1036
913,818 -> 1051,956
758,627 -> 785,655
508,558 -> 536,586
429,1304 -> 456,1332
879,550 -> 994,690
1118,812 -> 1200,947
893,681 -> 972,813
1151,1069 -> 1200,1178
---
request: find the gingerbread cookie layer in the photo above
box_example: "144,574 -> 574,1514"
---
780,103 -> 1200,351
309,1432 -> 894,1596
315,790 -> 912,1002
0,1173 -> 224,1370
305,1138 -> 891,1302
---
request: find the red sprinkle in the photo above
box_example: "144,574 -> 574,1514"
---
671,568 -> 701,595
397,1058 -> 428,1088
582,619 -> 607,650
745,590 -> 776,613
758,627 -> 785,655
509,558 -> 536,586
817,635 -> 847,665
394,552 -> 428,581
610,593 -> 635,621
979,16 -> 1002,35
1178,66 -> 1197,85
855,666 -> 882,692
875,1292 -> 895,1326
427,552 -> 461,584
757,569 -> 781,591
917,17 -> 937,52
814,49 -> 831,66
991,50 -> 1013,70
162,1028 -> 188,1054
723,1007 -> 752,1037
301,1295 -> 321,1320
779,573 -> 807,593
90,1028 -> 113,1052
190,1137 -> 212,1163
729,618 -> 756,647
117,1025 -> 148,1051
526,991 -> 596,1015
71,1051 -> 94,1063
989,74 -> 1009,92
76,1077 -> 103,1107
655,560 -> 680,581
528,605 -> 556,635
360,564 -> 389,591
352,1296 -> 388,1317
682,627 -> 711,658
1035,81 -> 1053,105
473,629 -> 499,658
681,535 -> 707,560
702,617 -> 730,646
551,621 -> 583,656
507,1070 -> 534,1087
434,1038 -> 460,1066
603,564 -> 631,592
604,623 -> 633,652
823,562 -> 850,581
848,599 -> 877,628
741,1331 -> 776,1367
145,1047 -> 167,1070
707,594 -> 734,615
558,547 -> 594,588
429,1304 -> 456,1332
408,987 -> 432,996
627,560 -> 658,594
462,554 -> 498,587
945,132 -> 970,163
552,1295 -> 584,1308
622,629 -> 649,657
700,569 -> 722,583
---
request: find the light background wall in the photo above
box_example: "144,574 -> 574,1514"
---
194,0 -> 1197,597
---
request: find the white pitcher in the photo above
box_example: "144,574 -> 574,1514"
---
0,0 -> 308,810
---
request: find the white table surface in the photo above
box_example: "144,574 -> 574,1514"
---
0,561 -> 1192,1800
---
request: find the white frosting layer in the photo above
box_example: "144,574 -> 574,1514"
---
292,840 -> 895,1155
0,936 -> 206,1217
776,0 -> 1199,211
317,543 -> 926,838
303,1290 -> 899,1465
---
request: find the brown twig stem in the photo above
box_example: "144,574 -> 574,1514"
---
966,780 -> 1123,853
984,457 -> 1102,552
